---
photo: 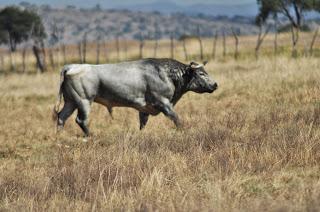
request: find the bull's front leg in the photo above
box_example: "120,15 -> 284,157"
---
154,99 -> 182,128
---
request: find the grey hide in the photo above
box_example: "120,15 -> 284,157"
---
54,58 -> 218,136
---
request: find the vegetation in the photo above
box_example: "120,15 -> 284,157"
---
0,33 -> 320,211
256,0 -> 320,27
0,2 -> 319,211
0,6 -> 46,52
256,0 -> 320,57
0,6 -> 46,71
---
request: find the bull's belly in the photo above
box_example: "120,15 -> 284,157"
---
94,97 -> 159,115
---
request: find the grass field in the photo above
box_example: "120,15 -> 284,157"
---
0,34 -> 320,211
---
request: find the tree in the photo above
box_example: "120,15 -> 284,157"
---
256,0 -> 320,56
257,0 -> 320,28
0,6 -> 46,71
255,16 -> 271,60
0,6 -> 46,52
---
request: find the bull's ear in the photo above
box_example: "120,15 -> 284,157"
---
203,61 -> 208,66
190,61 -> 201,69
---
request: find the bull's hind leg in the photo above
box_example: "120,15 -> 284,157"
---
57,101 -> 76,131
75,100 -> 91,136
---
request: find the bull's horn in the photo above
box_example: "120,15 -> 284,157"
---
190,62 -> 203,69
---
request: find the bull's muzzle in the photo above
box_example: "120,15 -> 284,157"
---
208,82 -> 218,93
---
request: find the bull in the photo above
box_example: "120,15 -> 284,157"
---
53,58 -> 218,136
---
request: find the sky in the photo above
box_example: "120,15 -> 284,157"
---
0,0 -> 257,7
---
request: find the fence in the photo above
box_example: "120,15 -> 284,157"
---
0,29 -> 319,73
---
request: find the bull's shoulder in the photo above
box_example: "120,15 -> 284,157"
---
64,64 -> 92,76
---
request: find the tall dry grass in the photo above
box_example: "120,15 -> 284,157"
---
0,34 -> 320,211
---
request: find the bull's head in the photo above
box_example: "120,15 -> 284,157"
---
187,61 -> 218,93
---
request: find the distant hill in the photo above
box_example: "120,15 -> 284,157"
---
118,1 -> 258,17
35,5 -> 259,44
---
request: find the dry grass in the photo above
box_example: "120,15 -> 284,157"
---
0,35 -> 320,211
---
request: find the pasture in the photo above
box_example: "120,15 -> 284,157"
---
0,34 -> 320,211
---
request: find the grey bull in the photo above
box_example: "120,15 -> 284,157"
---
53,58 -> 218,136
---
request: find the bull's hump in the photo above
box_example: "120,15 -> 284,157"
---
65,64 -> 91,76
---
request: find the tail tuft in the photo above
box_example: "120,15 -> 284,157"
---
53,66 -> 69,123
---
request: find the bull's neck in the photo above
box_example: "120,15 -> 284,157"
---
169,66 -> 192,104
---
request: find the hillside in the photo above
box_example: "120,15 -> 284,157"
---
36,6 -> 259,44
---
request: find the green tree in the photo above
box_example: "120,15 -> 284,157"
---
0,6 -> 46,71
257,0 -> 320,28
257,0 -> 320,57
0,6 -> 46,51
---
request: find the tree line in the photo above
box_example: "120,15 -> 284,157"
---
1,1 -> 320,73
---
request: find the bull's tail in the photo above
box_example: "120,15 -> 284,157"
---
52,66 -> 69,122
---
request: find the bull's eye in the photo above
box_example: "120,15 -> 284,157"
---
199,72 -> 205,76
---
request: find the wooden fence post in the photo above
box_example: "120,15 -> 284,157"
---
291,26 -> 299,58
22,47 -> 27,72
124,39 -> 128,60
309,28 -> 319,57
61,43 -> 66,64
116,36 -> 120,62
48,48 -> 55,69
231,28 -> 239,60
96,39 -> 101,64
104,40 -> 108,63
274,17 -> 278,56
222,29 -> 226,58
197,26 -> 204,60
82,33 -> 87,63
0,55 -> 4,71
255,24 -> 270,60
9,50 -> 15,72
32,44 -> 46,73
154,38 -> 159,58
212,31 -> 218,60
78,41 -> 83,63
139,33 -> 144,59
182,37 -> 188,61
170,32 -> 174,59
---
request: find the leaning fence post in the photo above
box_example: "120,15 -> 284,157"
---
139,33 -> 144,59
231,28 -> 239,60
22,46 -> 27,72
96,39 -> 101,64
116,36 -> 120,62
222,29 -> 227,58
78,41 -> 83,63
274,18 -> 278,56
124,39 -> 128,60
61,43 -> 66,64
170,32 -> 174,59
309,28 -> 319,57
0,55 -> 4,71
182,37 -> 188,61
197,26 -> 204,60
82,33 -> 87,63
212,31 -> 218,60
154,35 -> 159,58
48,48 -> 55,69
255,23 -> 270,60
104,40 -> 108,63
